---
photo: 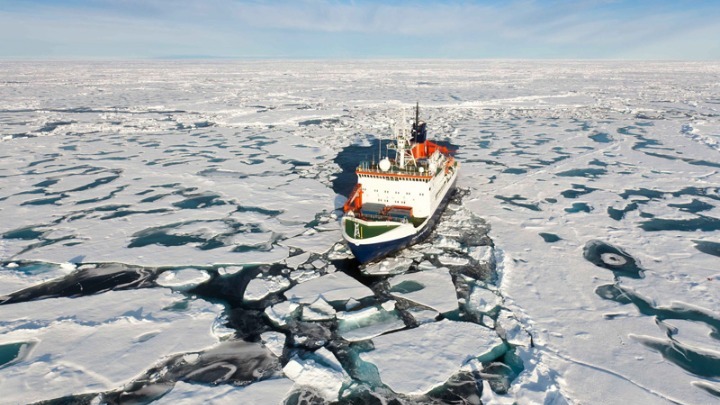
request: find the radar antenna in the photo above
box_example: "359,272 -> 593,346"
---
415,101 -> 419,127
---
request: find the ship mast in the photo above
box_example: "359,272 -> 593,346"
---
415,102 -> 419,131
399,112 -> 406,169
388,104 -> 420,170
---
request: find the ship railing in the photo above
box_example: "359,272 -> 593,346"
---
357,160 -> 430,175
357,213 -> 410,224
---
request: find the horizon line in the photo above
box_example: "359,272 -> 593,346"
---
2,56 -> 719,63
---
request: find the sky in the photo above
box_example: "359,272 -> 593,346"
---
1,0 -> 719,60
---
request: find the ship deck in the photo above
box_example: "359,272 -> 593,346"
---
349,203 -> 426,228
356,162 -> 434,180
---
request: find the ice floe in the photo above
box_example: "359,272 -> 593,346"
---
301,297 -> 337,321
465,282 -> 501,318
244,274 -> 291,301
362,257 -> 413,276
361,319 -> 504,395
336,302 -> 406,342
496,309 -> 532,347
264,301 -> 300,328
388,267 -> 458,313
0,289 -> 223,403
2,60 -> 719,404
284,271 -> 374,305
283,252 -> 311,269
283,348 -> 350,401
260,331 -> 286,358
156,268 -> 211,290
157,378 -> 295,405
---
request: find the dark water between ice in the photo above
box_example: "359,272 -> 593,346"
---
585,240 -> 720,388
2,111 -> 717,403
1,141 -> 519,405
331,138 -> 457,197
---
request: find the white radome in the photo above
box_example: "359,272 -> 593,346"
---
0,60 -> 718,405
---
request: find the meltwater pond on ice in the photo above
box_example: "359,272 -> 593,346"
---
0,200 -> 625,402
2,61 -> 719,404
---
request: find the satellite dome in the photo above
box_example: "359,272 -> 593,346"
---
379,158 -> 391,172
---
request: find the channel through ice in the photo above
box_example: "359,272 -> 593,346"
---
0,60 -> 719,404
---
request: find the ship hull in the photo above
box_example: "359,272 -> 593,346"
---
343,176 -> 457,264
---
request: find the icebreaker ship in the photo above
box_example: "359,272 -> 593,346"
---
341,104 -> 459,263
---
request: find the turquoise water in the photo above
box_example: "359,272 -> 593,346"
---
0,189 -> 518,403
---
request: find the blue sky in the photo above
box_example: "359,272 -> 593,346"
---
1,0 -> 719,59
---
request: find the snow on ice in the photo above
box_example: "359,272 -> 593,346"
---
283,348 -> 350,401
1,60 -> 719,404
388,267 -> 458,313
157,378 -> 295,405
283,271 -> 374,305
360,319 -> 505,395
336,302 -> 406,342
0,289 -> 223,403
156,268 -> 211,290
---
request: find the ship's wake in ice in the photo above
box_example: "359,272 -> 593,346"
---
1,192 -> 533,404
1,60 -> 719,404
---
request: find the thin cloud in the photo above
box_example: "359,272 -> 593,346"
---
1,0 -> 719,59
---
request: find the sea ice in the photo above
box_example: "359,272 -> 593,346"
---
0,289 -> 223,403
496,310 -> 531,347
284,252 -> 311,269
468,246 -> 494,266
311,259 -> 326,269
465,283 -> 501,316
413,243 -> 444,256
155,268 -> 211,290
314,347 -> 345,372
218,265 -> 243,276
327,242 -> 353,261
388,268 -> 458,313
283,349 -> 350,401
264,301 -> 300,328
345,298 -> 360,310
363,257 -> 413,276
157,378 -> 295,405
244,274 -> 291,301
360,319 -> 504,395
434,236 -> 464,251
336,303 -> 406,342
406,307 -> 439,324
658,318 -> 720,350
480,380 -> 514,405
0,261 -> 78,295
280,229 -> 342,255
284,272 -> 374,305
2,60 -> 719,404
260,331 -> 286,358
288,268 -> 319,283
397,248 -> 425,261
417,260 -> 438,271
438,255 -> 470,267
301,297 -> 337,321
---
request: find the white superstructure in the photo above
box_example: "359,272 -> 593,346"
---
356,148 -> 452,218
341,104 -> 460,263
